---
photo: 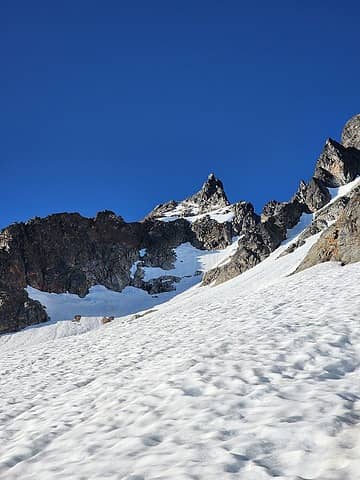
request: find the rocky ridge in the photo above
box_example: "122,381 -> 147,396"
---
0,114 -> 359,333
203,115 -> 360,285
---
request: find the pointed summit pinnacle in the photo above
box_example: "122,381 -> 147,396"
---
147,172 -> 230,219
188,173 -> 229,212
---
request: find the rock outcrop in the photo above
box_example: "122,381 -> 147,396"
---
313,138 -> 360,187
280,195 -> 351,257
202,210 -> 285,286
191,216 -> 233,250
186,173 -> 230,213
295,186 -> 360,273
293,178 -> 331,212
262,199 -> 304,230
342,114 -> 360,150
0,289 -> 48,334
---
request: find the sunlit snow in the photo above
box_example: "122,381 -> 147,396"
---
0,181 -> 359,479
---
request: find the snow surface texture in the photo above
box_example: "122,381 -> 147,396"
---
1,183 -> 360,479
1,222 -> 360,478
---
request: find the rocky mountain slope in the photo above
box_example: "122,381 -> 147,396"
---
0,114 -> 359,333
203,115 -> 360,286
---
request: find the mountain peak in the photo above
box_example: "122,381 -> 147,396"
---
187,173 -> 229,210
147,173 -> 230,220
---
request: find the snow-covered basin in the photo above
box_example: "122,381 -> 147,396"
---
0,254 -> 359,478
0,180 -> 359,478
4,207 -> 319,350
16,211 -> 314,348
23,239 -> 240,330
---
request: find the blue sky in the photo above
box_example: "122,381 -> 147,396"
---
1,1 -> 359,228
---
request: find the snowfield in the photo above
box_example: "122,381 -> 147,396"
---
1,195 -> 360,478
23,239 -> 240,326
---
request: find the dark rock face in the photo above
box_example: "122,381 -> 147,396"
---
191,216 -> 233,250
314,138 -> 360,187
295,186 -> 360,272
342,114 -> 360,150
262,199 -> 304,230
0,211 -> 149,332
0,289 -> 48,334
142,218 -> 193,268
232,202 -> 259,234
294,178 -> 331,212
1,211 -> 145,296
201,201 -> 269,285
202,211 -> 285,286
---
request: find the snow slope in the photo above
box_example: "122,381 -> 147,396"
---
159,205 -> 235,224
1,213 -> 360,479
327,176 -> 360,204
140,240 -> 240,281
1,183 -> 360,479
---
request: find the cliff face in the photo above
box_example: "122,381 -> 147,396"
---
1,115 -> 360,333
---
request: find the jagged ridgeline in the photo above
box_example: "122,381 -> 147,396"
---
1,115 -> 360,333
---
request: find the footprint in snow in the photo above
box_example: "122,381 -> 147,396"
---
142,434 -> 163,447
182,386 -> 203,397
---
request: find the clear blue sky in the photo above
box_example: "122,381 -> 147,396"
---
1,1 -> 359,228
